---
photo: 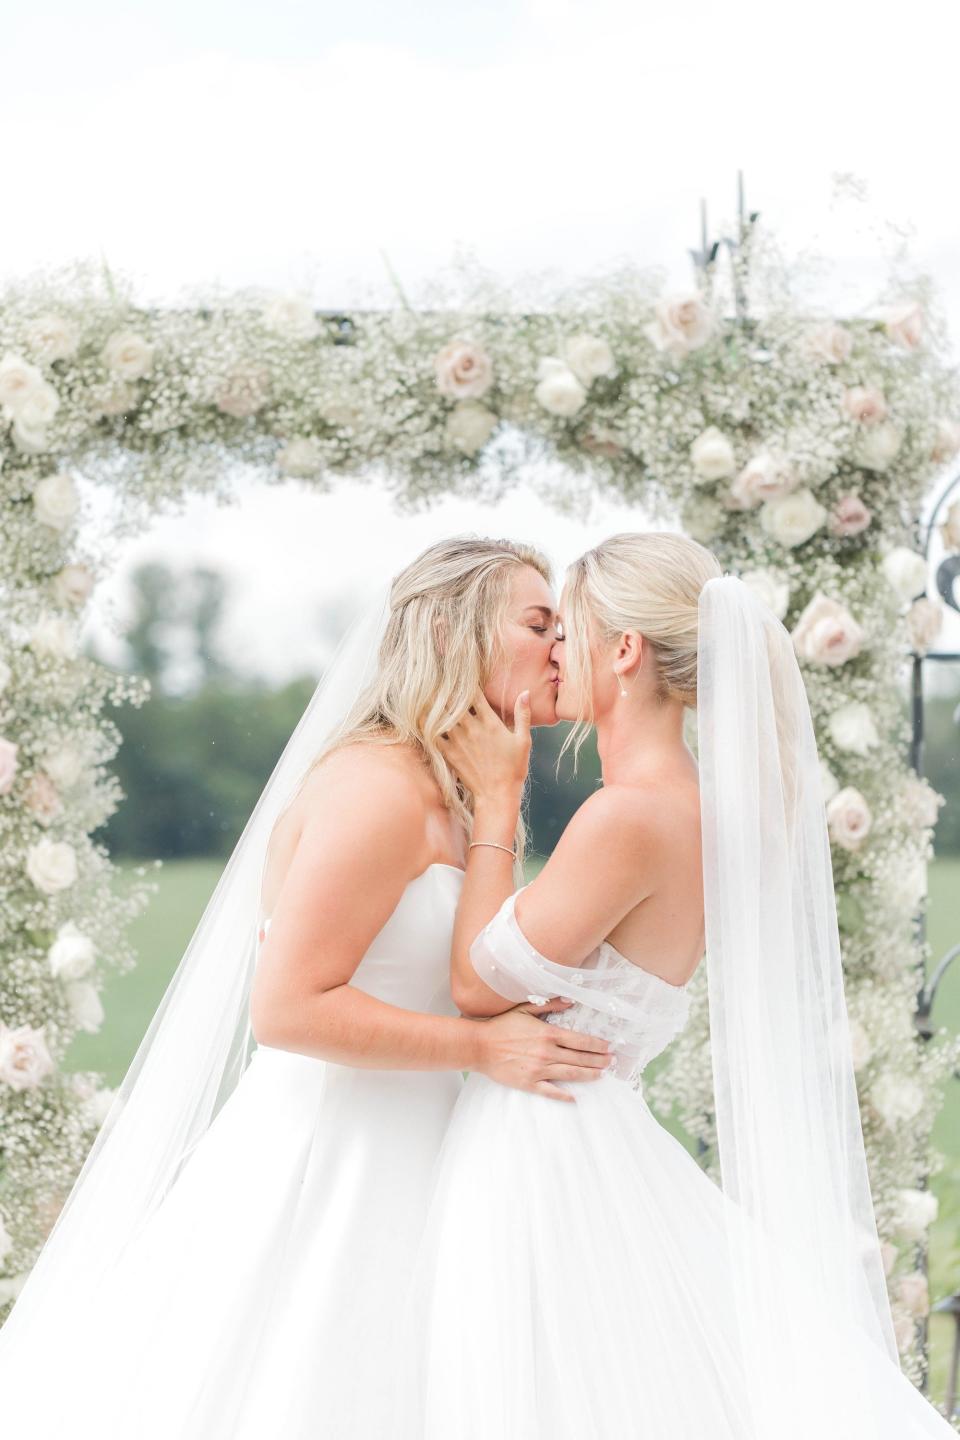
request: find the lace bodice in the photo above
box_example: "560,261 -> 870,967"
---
471,890 -> 693,1084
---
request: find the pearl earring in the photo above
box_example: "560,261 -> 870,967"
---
614,669 -> 628,699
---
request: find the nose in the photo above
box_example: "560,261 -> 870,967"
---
549,638 -> 563,667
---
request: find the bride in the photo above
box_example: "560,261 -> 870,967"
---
0,535 -> 611,1439
395,531 -> 955,1439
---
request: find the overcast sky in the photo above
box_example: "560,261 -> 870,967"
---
5,0 -> 959,678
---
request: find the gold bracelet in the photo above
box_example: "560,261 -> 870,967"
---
468,840 -> 517,860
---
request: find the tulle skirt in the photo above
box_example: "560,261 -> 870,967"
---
392,1069 -> 953,1439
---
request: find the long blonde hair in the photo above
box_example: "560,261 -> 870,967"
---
561,531 -> 722,760
299,535 -> 552,860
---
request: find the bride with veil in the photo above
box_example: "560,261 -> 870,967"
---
392,532 -> 957,1439
0,535 -> 610,1439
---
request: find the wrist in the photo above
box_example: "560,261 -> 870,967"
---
473,790 -> 521,832
460,1017 -> 488,1071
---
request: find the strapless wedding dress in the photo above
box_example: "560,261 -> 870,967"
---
393,889 -> 955,1439
9,863 -> 465,1439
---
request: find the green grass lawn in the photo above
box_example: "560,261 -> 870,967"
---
65,852 -> 960,1406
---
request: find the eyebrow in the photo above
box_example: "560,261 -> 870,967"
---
523,605 -> 556,620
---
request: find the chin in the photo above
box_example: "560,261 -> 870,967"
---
529,696 -> 560,727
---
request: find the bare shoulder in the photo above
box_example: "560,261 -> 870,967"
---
296,742 -> 430,826
562,775 -> 699,855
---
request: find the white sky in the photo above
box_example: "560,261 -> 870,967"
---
4,0 -> 960,678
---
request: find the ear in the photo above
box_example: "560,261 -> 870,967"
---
615,630 -> 644,676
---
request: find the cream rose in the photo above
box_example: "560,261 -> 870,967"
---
534,359 -> 587,418
29,614 -> 78,661
857,421 -> 902,471
41,744 -> 83,790
881,547 -> 927,603
826,786 -> 872,850
804,322 -> 853,365
0,1022 -> 54,1091
26,838 -> 78,894
445,401 -> 499,455
759,488 -> 826,548
906,598 -> 943,654
871,1072 -> 924,1129
52,563 -> 95,608
730,449 -> 798,508
102,329 -> 155,381
791,592 -> 865,667
563,334 -> 617,386
23,772 -> 63,826
215,363 -> 272,418
27,313 -> 80,363
644,293 -> 715,358
690,426 -> 736,482
829,493 -> 872,538
48,921 -> 96,980
931,418 -> 960,465
894,1187 -> 938,1241
842,385 -> 887,424
32,469 -> 80,531
0,737 -> 18,795
11,415 -> 52,454
739,568 -> 790,620
878,300 -> 923,351
262,294 -> 320,341
940,498 -> 960,552
0,352 -> 46,413
276,437 -> 323,477
827,701 -> 879,756
65,980 -> 104,1034
434,339 -> 493,401
901,775 -> 943,830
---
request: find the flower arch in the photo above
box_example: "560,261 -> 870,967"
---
1,237 -> 959,1383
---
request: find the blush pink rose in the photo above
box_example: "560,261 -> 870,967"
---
791,592 -> 866,667
433,340 -> 494,401
830,493 -> 872,538
842,385 -> 888,424
23,772 -> 63,826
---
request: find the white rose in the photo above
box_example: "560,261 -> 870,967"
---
897,1272 -> 930,1318
842,385 -> 888,424
644,293 -> 715,358
759,488 -> 827,548
931,418 -> 960,465
41,745 -> 83,790
261,294 -> 320,341
9,379 -> 60,431
0,352 -> 46,413
740,568 -> 790,620
32,469 -> 80,531
65,980 -> 104,1034
881,547 -> 927,603
276,437 -> 323,477
445,401 -> 499,455
534,358 -> 587,417
434,340 -> 493,401
690,426 -> 736,482
215,363 -> 272,418
0,737 -> 18,795
52,563 -> 95,608
48,921 -> 96,980
11,415 -> 52,454
29,613 -> 78,661
820,760 -> 840,804
901,775 -> 943,831
826,786 -> 873,850
102,329 -> 154,380
563,334 -> 617,386
878,300 -> 923,351
857,421 -> 902,472
731,449 -> 798,508
680,494 -> 725,544
939,498 -> 960,552
871,1072 -> 924,1128
0,1022 -> 54,1091
25,838 -> 78,894
26,313 -> 80,363
907,598 -> 943,654
827,701 -> 879,756
0,659 -> 11,696
791,593 -> 865,667
804,322 -> 853,365
894,1187 -> 938,1241
0,1212 -> 12,1265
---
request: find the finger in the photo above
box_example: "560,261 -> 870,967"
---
513,688 -> 531,739
517,997 -> 575,1016
542,1064 -> 607,1082
548,1045 -> 610,1069
532,1081 -> 577,1104
554,1029 -> 613,1055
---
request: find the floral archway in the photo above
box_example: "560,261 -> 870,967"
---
1,232 -> 959,1384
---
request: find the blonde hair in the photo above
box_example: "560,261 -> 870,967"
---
300,535 -> 552,861
561,531 -> 722,759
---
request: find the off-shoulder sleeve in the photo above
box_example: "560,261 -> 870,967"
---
469,889 -> 594,1006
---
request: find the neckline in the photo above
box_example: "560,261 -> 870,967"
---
598,939 -> 693,994
257,861 -> 464,935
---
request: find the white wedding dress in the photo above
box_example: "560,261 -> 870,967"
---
392,888 -> 955,1440
5,863 -> 465,1439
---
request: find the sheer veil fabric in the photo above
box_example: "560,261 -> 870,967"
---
0,584 -> 393,1398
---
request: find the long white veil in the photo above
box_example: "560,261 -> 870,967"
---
697,574 -> 900,1427
0,583 -> 392,1392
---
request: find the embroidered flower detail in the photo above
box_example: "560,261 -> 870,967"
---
526,994 -> 550,1006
